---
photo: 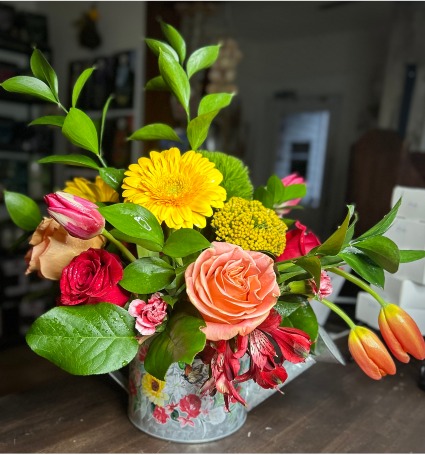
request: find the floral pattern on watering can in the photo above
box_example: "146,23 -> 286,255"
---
128,348 -> 247,443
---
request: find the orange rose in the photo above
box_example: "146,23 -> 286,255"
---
25,217 -> 105,280
185,242 -> 280,341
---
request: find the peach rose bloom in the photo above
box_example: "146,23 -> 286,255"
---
25,217 -> 105,280
185,242 -> 280,341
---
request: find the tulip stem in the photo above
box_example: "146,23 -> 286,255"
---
102,229 -> 137,263
328,267 -> 387,308
320,298 -> 356,329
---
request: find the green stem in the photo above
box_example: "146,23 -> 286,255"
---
98,154 -> 108,168
320,298 -> 356,329
102,229 -> 137,263
58,102 -> 69,114
328,266 -> 387,308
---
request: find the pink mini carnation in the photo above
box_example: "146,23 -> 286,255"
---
128,292 -> 168,335
311,271 -> 333,299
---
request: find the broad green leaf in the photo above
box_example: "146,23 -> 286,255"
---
164,266 -> 187,296
145,75 -> 169,91
38,154 -> 100,170
280,183 -> 307,203
399,249 -> 425,263
198,93 -> 234,116
72,67 -> 95,107
280,301 -> 319,343
267,175 -> 286,204
296,256 -> 322,290
159,49 -> 190,116
29,115 -> 65,127
100,95 -> 114,150
145,38 -> 179,61
354,236 -> 400,273
4,191 -> 42,231
162,229 -> 211,258
62,108 -> 99,155
187,111 -> 219,150
186,45 -> 220,79
99,168 -> 125,192
30,49 -> 59,101
129,123 -> 182,142
339,251 -> 385,288
343,211 -> 358,245
160,20 -> 186,64
253,186 -> 274,209
1,76 -> 57,103
144,311 -> 206,380
121,257 -> 175,294
316,208 -> 352,256
274,298 -> 305,319
357,198 -> 402,241
26,303 -> 138,375
99,203 -> 164,251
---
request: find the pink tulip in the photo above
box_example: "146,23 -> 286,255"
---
45,191 -> 105,240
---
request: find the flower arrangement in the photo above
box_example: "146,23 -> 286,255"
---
2,21 -> 425,412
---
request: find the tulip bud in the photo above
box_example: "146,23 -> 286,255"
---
45,191 -> 105,240
348,326 -> 396,380
378,304 -> 425,363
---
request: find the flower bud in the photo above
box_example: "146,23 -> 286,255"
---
45,191 -> 105,240
348,326 -> 396,380
378,304 -> 425,363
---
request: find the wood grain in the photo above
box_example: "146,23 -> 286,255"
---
1,342 -> 425,453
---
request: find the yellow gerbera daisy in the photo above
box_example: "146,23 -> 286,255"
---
64,176 -> 119,203
122,147 -> 227,229
141,372 -> 169,406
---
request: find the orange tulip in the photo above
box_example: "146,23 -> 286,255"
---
378,304 -> 425,363
348,326 -> 396,380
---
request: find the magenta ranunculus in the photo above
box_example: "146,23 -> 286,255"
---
128,293 -> 168,335
277,221 -> 320,261
59,248 -> 129,307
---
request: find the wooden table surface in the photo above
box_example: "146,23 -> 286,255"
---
1,343 -> 425,453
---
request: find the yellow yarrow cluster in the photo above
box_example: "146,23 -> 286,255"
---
211,197 -> 287,256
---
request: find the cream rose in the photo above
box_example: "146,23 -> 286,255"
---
25,217 -> 105,280
185,241 -> 280,341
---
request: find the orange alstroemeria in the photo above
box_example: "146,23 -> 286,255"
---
378,304 -> 425,363
348,326 -> 396,380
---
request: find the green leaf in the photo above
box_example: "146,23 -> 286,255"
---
121,257 -> 175,294
162,229 -> 211,258
158,49 -> 190,117
274,297 -> 305,319
280,301 -> 319,343
29,115 -> 65,127
186,45 -> 220,79
98,203 -> 164,251
253,186 -> 274,209
30,55 -> 56,101
316,208 -> 352,256
1,76 -> 57,103
399,249 -> 425,263
145,75 -> 169,91
99,168 -> 125,192
100,95 -> 114,150
129,123 -> 182,142
198,93 -> 234,116
145,38 -> 179,61
144,311 -> 206,380
280,183 -> 307,203
26,303 -> 138,375
62,107 -> 99,155
72,67 -> 95,108
38,154 -> 100,170
30,49 -> 59,101
357,198 -> 402,241
343,210 -> 358,245
295,256 -> 322,289
354,236 -> 400,273
4,191 -> 42,231
160,20 -> 186,64
267,175 -> 286,204
339,251 -> 385,288
187,111 -> 219,151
